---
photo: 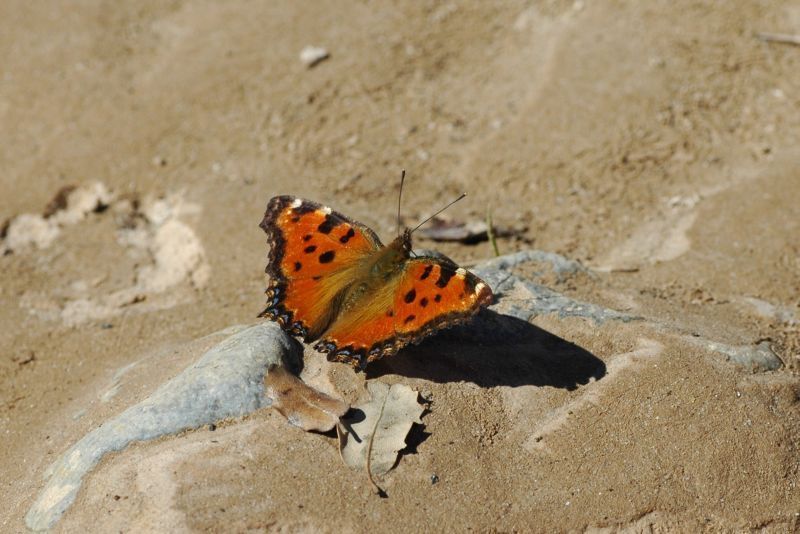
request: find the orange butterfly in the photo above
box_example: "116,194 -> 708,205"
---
259,192 -> 493,369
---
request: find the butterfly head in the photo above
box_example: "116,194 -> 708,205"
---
400,228 -> 413,253
387,227 -> 413,258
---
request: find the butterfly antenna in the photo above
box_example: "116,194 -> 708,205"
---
396,169 -> 406,237
410,192 -> 467,234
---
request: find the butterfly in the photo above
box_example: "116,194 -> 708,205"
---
258,195 -> 493,369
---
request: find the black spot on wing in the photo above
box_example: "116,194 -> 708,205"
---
420,265 -> 433,280
339,227 -> 356,243
404,314 -> 416,324
317,214 -> 339,234
303,234 -> 313,242
319,250 -> 335,263
420,297 -> 428,307
294,261 -> 302,272
304,245 -> 317,253
404,288 -> 416,303
434,294 -> 441,302
435,268 -> 455,288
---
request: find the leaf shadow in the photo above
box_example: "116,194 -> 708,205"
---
366,309 -> 606,389
338,408 -> 366,442
403,422 -> 432,455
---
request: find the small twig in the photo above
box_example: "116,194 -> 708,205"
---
365,400 -> 387,497
486,205 -> 500,257
336,422 -> 348,464
755,32 -> 800,46
338,419 -> 386,496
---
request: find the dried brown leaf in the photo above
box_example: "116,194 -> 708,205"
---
338,382 -> 424,483
265,364 -> 349,432
418,216 -> 521,244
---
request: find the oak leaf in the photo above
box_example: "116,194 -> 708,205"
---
338,382 -> 424,491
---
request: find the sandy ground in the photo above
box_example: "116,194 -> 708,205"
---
1,1 -> 799,532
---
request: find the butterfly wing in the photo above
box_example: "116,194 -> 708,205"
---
259,196 -> 383,340
392,257 -> 493,341
315,255 -> 493,368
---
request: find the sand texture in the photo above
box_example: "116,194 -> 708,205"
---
1,1 -> 799,532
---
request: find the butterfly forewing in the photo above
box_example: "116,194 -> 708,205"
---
393,258 -> 492,341
260,196 -> 382,339
261,196 -> 381,281
313,257 -> 493,368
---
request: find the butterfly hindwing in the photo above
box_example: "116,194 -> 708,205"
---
313,277 -> 399,368
259,196 -> 382,340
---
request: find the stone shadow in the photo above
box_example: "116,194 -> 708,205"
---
367,309 -> 605,389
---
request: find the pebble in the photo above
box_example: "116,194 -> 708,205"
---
299,46 -> 330,68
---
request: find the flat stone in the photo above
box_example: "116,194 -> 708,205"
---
25,323 -> 300,531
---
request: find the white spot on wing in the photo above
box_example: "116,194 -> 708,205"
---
475,282 -> 486,293
291,198 -> 302,208
322,206 -> 332,215
456,268 -> 467,277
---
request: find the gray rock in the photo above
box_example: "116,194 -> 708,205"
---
474,251 -> 781,372
25,323 -> 300,532
490,277 -> 639,324
473,250 -> 587,281
698,340 -> 783,372
472,251 -> 639,324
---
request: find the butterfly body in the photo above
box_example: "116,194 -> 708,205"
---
260,196 -> 493,369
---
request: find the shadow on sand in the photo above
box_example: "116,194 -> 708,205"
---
367,309 -> 606,390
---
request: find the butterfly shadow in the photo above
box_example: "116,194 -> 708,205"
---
366,309 -> 606,390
